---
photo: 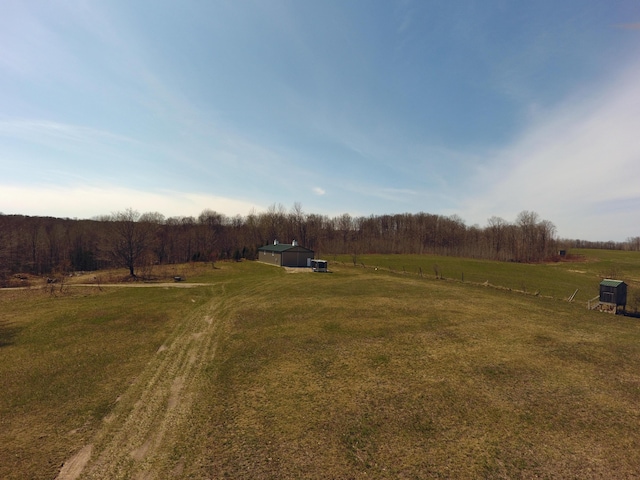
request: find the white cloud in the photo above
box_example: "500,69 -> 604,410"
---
460,64 -> 640,240
312,187 -> 326,195
0,184 -> 263,219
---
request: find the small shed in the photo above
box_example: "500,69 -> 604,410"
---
310,259 -> 328,272
599,279 -> 627,314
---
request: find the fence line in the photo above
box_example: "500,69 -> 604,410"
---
333,260 -> 558,299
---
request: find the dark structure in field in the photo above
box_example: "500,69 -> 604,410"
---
310,259 -> 328,272
599,279 -> 627,314
257,240 -> 314,268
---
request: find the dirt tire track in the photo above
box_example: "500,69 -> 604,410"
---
57,292 -> 226,480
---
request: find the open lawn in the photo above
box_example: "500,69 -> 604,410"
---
1,251 -> 640,478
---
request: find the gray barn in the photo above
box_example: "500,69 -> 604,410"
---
257,241 -> 314,268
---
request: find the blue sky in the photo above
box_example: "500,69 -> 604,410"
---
1,1 -> 639,241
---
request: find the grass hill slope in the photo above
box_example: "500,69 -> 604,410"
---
1,252 -> 640,478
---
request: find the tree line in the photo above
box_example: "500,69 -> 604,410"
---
0,204 -> 571,283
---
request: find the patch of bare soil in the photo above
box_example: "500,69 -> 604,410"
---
69,282 -> 210,288
56,297 -> 225,479
283,267 -> 313,273
55,445 -> 93,480
0,282 -> 209,293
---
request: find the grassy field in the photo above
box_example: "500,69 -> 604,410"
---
331,249 -> 640,307
0,280 -> 214,479
2,251 -> 640,478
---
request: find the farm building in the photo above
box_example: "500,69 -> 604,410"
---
257,240 -> 314,268
599,279 -> 627,314
310,259 -> 328,272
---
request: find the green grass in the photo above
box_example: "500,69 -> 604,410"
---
331,249 -> 640,306
2,251 -> 640,478
0,285 -> 212,480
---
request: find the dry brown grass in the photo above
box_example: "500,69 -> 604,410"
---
196,264 -> 640,479
2,259 -> 640,478
0,282 -> 213,479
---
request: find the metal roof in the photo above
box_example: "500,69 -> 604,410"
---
600,279 -> 626,287
258,243 -> 313,253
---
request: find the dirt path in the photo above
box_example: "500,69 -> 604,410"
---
0,282 -> 209,292
56,294 -> 225,480
69,282 -> 211,288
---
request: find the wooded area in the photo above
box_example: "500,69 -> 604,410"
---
0,203 -> 629,284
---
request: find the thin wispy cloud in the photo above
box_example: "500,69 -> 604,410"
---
615,22 -> 640,30
0,119 -> 135,145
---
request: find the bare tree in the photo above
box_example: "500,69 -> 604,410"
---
198,209 -> 224,261
516,210 -> 540,262
626,237 -> 640,251
0,207 -> 567,276
289,202 -> 307,245
110,209 -> 153,277
0,215 -> 11,285
487,216 -> 508,260
537,219 -> 557,260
